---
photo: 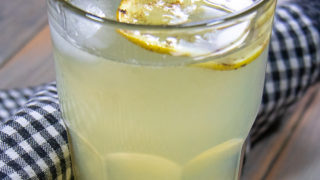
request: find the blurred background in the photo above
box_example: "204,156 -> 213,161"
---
0,0 -> 55,89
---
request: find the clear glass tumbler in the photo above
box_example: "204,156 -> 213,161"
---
47,0 -> 276,179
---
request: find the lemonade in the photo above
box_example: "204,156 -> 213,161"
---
47,0 -> 276,179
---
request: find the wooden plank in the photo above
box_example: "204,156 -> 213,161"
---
0,0 -> 47,67
242,84 -> 320,180
0,25 -> 55,89
265,85 -> 320,180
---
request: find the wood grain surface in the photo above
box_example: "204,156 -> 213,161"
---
265,84 -> 320,180
0,0 -> 48,68
243,84 -> 320,180
0,26 -> 55,89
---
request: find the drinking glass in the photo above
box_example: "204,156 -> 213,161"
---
47,0 -> 276,179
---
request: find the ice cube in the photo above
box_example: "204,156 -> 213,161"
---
67,2 -> 106,39
50,26 -> 100,63
205,0 -> 254,11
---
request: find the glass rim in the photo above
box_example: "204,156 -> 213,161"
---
52,0 -> 271,29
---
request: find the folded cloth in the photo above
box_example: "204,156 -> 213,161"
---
0,87 -> 38,123
0,84 -> 73,179
1,1 -> 320,180
250,2 -> 320,143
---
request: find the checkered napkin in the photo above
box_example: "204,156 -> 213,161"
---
0,84 -> 73,179
250,2 -> 320,143
1,2 -> 320,179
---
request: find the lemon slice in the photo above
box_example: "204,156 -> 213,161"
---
117,0 -> 234,25
192,41 -> 268,70
182,139 -> 243,180
117,0 -> 195,25
116,0 -> 264,70
106,153 -> 181,180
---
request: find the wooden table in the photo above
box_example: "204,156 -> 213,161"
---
1,0 -> 320,179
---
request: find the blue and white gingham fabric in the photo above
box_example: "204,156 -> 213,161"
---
251,2 -> 320,143
1,1 -> 320,179
0,84 -> 73,179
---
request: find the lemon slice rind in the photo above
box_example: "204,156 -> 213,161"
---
192,41 -> 268,70
116,0 -> 268,70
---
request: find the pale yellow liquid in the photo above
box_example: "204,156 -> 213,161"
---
49,1 -> 270,178
50,21 -> 268,179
